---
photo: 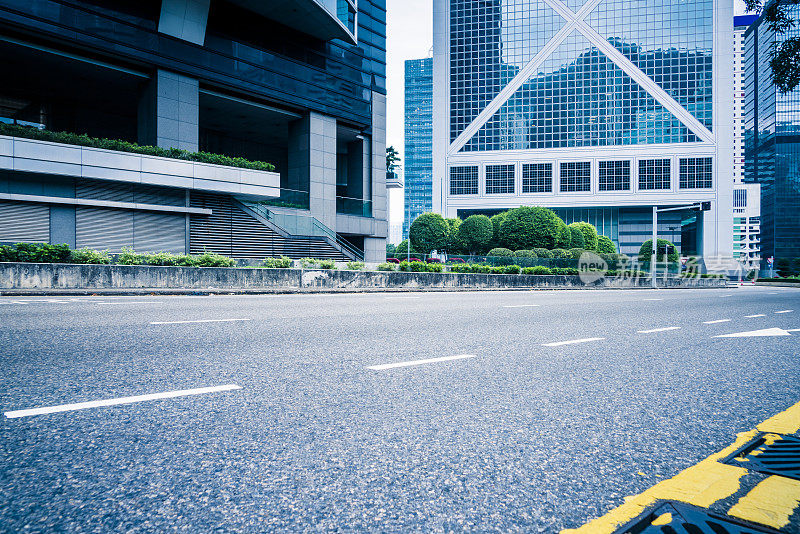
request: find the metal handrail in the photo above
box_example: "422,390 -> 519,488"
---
244,201 -> 364,260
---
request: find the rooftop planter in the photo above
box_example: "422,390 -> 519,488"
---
0,123 -> 275,172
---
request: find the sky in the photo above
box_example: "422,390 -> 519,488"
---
385,0 -> 750,229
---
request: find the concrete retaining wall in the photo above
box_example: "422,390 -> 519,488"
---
0,263 -> 728,293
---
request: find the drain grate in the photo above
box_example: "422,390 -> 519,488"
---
722,432 -> 800,481
612,502 -> 777,533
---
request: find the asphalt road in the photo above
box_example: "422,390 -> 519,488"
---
1,286 -> 799,532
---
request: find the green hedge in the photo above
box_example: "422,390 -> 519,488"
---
0,123 -> 275,172
263,256 -> 293,269
0,242 -> 235,267
398,261 -> 443,273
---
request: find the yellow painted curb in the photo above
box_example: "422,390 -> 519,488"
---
728,476 -> 800,529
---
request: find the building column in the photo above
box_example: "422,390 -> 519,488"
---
138,70 -> 199,152
287,112 -> 337,229
366,91 -> 387,262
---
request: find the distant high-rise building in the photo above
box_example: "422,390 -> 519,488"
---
433,0 -> 734,258
733,15 -> 761,270
745,2 -> 800,265
403,58 -> 434,237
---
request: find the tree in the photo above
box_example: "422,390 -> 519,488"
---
386,243 -> 396,256
745,0 -> 800,93
639,239 -> 679,264
498,206 -> 564,250
490,212 -> 508,248
458,215 -> 493,254
409,212 -> 449,254
386,146 -> 401,173
568,226 -> 585,249
569,222 -> 599,251
596,235 -> 617,254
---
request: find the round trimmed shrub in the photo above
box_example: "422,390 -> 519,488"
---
490,212 -> 508,248
569,222 -> 599,251
513,249 -> 537,258
568,226 -> 585,249
555,219 -> 571,249
596,235 -> 617,254
533,248 -> 553,258
550,248 -> 570,259
567,248 -> 586,260
445,218 -> 464,254
409,212 -> 449,254
458,214 -> 493,254
498,206 -> 564,250
488,248 -> 514,257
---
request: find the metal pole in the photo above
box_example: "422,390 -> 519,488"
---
652,206 -> 658,289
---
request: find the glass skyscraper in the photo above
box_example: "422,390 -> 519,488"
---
744,3 -> 800,264
404,58 -> 434,237
432,0 -> 733,257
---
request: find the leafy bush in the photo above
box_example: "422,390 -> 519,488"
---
489,266 -> 506,274
639,239 -> 679,264
318,259 -> 337,270
1,242 -> 72,263
409,212 -> 450,254
444,218 -> 465,254
549,248 -> 569,259
264,256 -> 293,269
504,265 -> 521,274
488,248 -> 514,257
346,261 -> 365,271
555,219 -> 571,249
0,123 -> 275,172
596,235 -> 617,254
377,263 -> 395,271
568,226 -> 585,249
499,206 -> 565,250
427,263 -> 444,273
192,252 -> 235,267
299,258 -> 318,268
533,248 -> 553,259
399,260 -> 437,272
458,214 -> 493,254
117,247 -> 146,265
449,263 -> 472,273
490,212 -> 508,249
513,249 -> 537,258
570,222 -> 599,251
70,248 -> 111,264
567,248 -> 586,260
523,265 -> 552,275
385,243 -> 396,256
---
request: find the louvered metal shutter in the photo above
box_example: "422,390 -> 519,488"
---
133,212 -> 186,253
75,207 -> 134,251
75,181 -> 134,202
0,201 -> 50,242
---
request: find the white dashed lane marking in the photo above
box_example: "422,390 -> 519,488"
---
542,337 -> 605,347
4,384 -> 243,419
637,327 -> 681,334
367,354 -> 476,371
704,319 -> 731,324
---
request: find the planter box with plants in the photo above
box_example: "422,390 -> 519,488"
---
0,124 -> 280,197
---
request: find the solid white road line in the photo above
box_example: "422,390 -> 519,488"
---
4,384 -> 242,419
703,319 -> 732,324
714,328 -> 792,339
97,301 -> 161,305
150,318 -> 252,325
503,304 -> 541,308
637,327 -> 681,334
367,354 -> 476,371
775,310 -> 794,314
789,329 -> 800,333
542,337 -> 605,347
745,314 -> 766,318
642,298 -> 664,301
